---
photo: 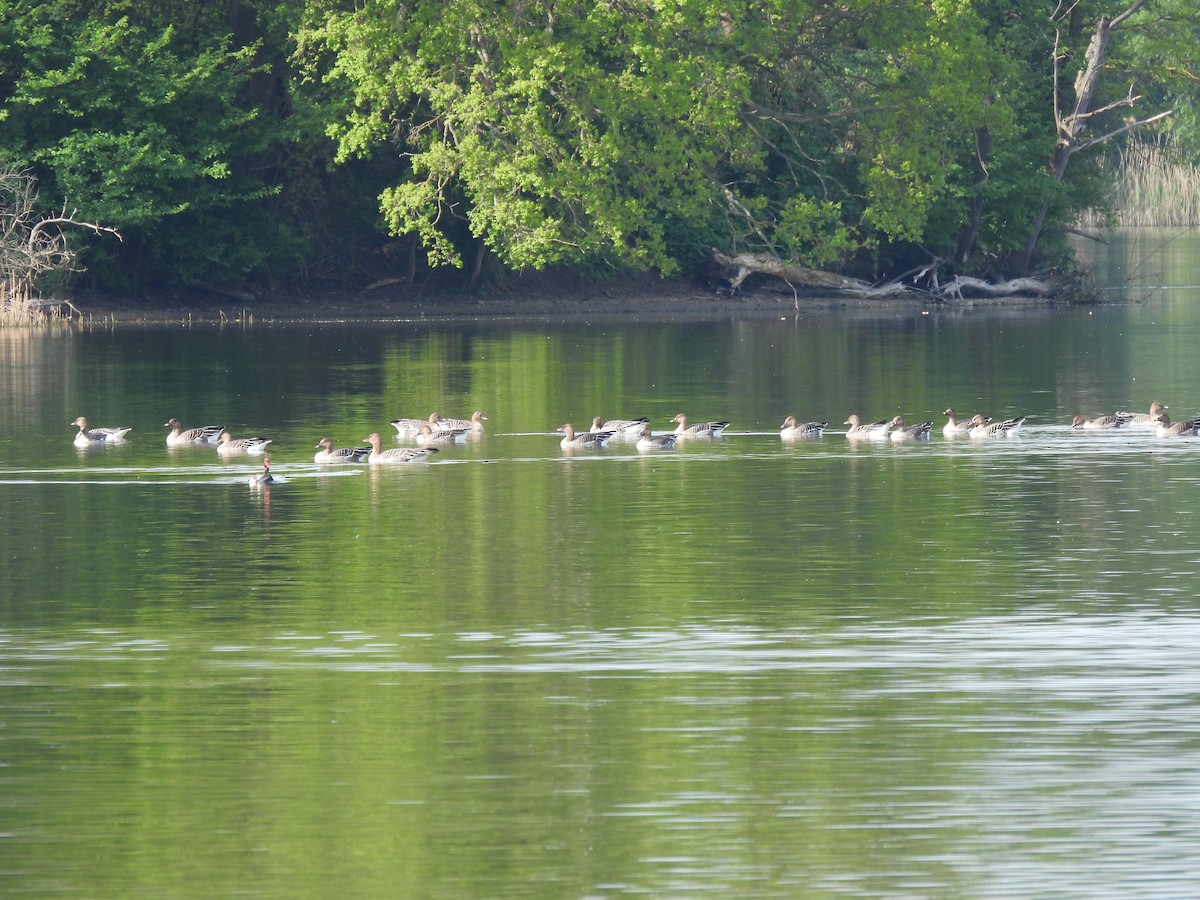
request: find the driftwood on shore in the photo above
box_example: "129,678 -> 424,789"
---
711,249 -> 1058,305
935,275 -> 1055,299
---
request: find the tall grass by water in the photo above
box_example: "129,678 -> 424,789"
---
1079,143 -> 1200,229
1,279 -> 74,326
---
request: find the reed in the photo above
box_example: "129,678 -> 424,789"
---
1079,143 -> 1200,228
1,279 -> 72,327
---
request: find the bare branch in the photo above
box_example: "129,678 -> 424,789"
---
1,167 -> 121,303
1070,85 -> 1140,123
1110,0 -> 1152,28
28,212 -> 122,253
1075,109 -> 1173,154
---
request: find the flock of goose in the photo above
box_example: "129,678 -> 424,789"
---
68,399 -> 1188,486
831,400 -> 1189,440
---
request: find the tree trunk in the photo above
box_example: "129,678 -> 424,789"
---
1019,1 -> 1159,274
468,239 -> 485,291
956,126 -> 991,264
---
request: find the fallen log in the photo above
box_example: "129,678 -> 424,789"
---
934,275 -> 1057,299
711,248 -> 1058,303
711,249 -> 871,293
364,276 -> 408,291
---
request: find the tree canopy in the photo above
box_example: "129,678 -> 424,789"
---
2,0 -> 1197,297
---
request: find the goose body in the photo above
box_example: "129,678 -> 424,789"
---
670,414 -> 730,438
968,415 -> 1025,437
390,413 -> 441,437
1153,413 -> 1200,437
216,432 -> 272,455
635,425 -> 678,451
417,423 -> 470,445
1116,401 -> 1168,427
437,411 -> 487,434
164,418 -> 224,446
844,415 -> 891,440
364,433 -> 439,463
1071,414 -> 1130,430
888,416 -> 933,441
592,415 -> 650,436
780,416 -> 826,439
314,438 -> 370,463
71,417 -> 131,447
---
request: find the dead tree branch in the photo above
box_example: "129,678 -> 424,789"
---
1,168 -> 121,305
711,249 -> 1057,303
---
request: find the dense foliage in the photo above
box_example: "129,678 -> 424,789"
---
2,0 -> 1198,296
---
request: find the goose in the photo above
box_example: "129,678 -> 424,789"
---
592,415 -> 650,436
437,411 -> 487,434
248,458 -> 276,486
888,416 -> 933,441
670,414 -> 730,438
1115,401 -> 1168,427
943,408 -> 989,436
71,417 -> 131,447
390,412 -> 441,437
968,415 -> 1025,437
558,423 -> 612,449
1153,413 -> 1200,437
1071,414 -> 1130,430
635,425 -> 678,451
216,432 -> 272,455
416,422 -> 470,445
780,416 -> 826,439
843,414 -> 891,440
364,432 -> 439,463
314,438 -> 370,463
164,417 -> 224,446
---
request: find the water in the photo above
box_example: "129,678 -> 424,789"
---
4,232 -> 1200,896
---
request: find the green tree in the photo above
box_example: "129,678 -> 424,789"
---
301,0 -> 750,280
1,2 -> 267,286
301,0 -> 1076,285
0,0 -> 388,292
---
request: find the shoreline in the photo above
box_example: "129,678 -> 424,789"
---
46,276 -> 1078,327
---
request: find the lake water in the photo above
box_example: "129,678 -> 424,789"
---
4,230 -> 1200,897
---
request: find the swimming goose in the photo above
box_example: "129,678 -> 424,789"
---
248,458 -> 276,486
1071,414 -> 1130,430
390,413 -> 441,437
437,411 -> 487,434
314,438 -> 370,463
558,423 -> 612,449
942,408 -> 989,436
780,416 -> 826,439
71,417 -> 131,447
592,415 -> 650,436
164,418 -> 224,446
843,415 -> 891,440
416,422 -> 470,445
670,414 -> 730,438
364,432 -> 439,463
1116,401 -> 1168,427
635,425 -> 678,450
888,416 -> 933,441
968,415 -> 1025,437
216,432 -> 272,455
1153,413 -> 1200,437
